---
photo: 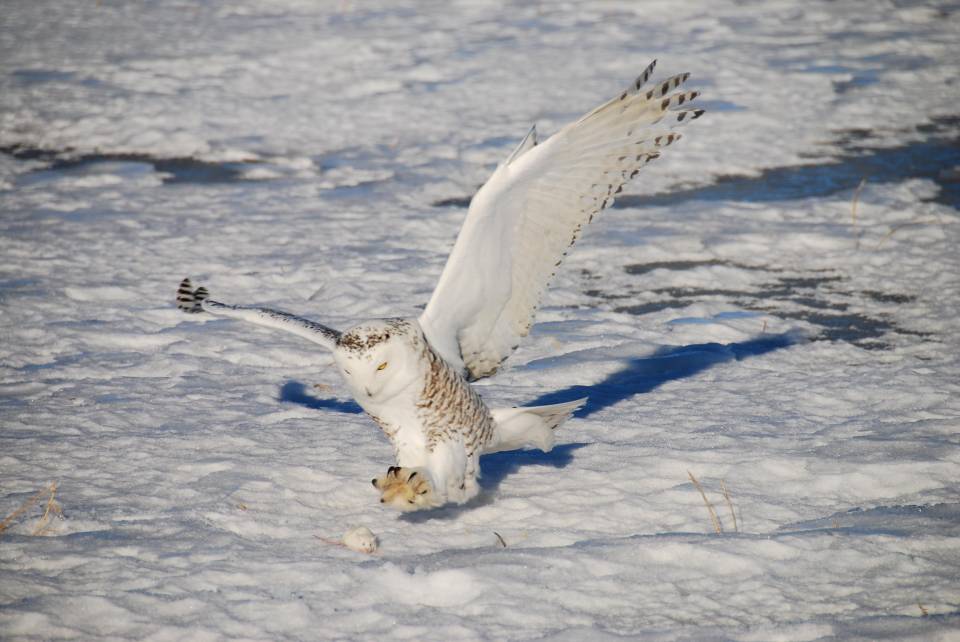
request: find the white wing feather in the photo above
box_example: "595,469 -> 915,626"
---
419,62 -> 703,379
177,278 -> 340,350
201,300 -> 341,350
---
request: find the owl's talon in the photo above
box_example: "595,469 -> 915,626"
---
372,466 -> 440,511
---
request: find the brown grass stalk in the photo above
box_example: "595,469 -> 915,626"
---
0,482 -> 57,536
720,479 -> 738,533
32,482 -> 61,536
876,217 -> 946,249
688,471 -> 722,534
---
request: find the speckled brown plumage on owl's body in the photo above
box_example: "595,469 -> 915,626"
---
415,335 -> 495,457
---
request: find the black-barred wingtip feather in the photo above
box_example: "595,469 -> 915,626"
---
632,59 -> 657,92
176,277 -> 208,313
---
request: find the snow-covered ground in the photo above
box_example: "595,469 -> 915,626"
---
2,1 -> 959,639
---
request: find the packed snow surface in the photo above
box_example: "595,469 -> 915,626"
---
2,1 -> 959,640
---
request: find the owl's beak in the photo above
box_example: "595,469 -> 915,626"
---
365,387 -> 373,397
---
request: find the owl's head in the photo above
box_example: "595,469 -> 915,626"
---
333,318 -> 425,402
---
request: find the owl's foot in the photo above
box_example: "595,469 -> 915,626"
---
372,466 -> 441,511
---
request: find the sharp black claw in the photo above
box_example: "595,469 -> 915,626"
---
371,478 -> 378,487
407,471 -> 418,482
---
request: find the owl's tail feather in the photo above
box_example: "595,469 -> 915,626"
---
485,398 -> 586,454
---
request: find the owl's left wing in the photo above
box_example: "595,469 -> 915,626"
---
176,278 -> 341,350
418,61 -> 703,380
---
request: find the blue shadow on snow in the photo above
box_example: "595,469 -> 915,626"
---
279,381 -> 363,414
524,332 -> 797,418
479,442 -> 590,490
613,137 -> 960,209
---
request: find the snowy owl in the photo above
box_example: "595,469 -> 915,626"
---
176,61 -> 702,511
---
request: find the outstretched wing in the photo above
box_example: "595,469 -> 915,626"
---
418,61 -> 703,379
176,278 -> 341,350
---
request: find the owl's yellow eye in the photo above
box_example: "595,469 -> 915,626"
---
377,362 -> 388,371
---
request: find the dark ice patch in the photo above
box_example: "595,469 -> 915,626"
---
0,145 -> 256,185
615,134 -> 960,210
585,264 -> 928,351
781,503 -> 960,538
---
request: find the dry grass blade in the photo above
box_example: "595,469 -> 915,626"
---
876,217 -> 948,249
851,177 -> 866,225
32,482 -> 62,536
688,471 -> 722,534
720,479 -> 738,533
0,482 -> 57,536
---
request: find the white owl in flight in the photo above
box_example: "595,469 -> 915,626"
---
177,61 -> 702,511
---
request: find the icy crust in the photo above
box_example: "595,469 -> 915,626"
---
1,523 -> 958,640
1,1 -> 959,193
2,1 -> 960,640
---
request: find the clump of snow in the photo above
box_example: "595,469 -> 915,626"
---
372,564 -> 484,608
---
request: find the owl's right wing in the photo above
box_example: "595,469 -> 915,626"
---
176,278 -> 341,350
418,61 -> 703,380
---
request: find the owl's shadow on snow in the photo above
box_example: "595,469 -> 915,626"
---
523,331 -> 798,418
280,332 -> 796,520
279,382 -> 363,414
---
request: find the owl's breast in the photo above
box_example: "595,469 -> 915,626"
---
356,388 -> 430,461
